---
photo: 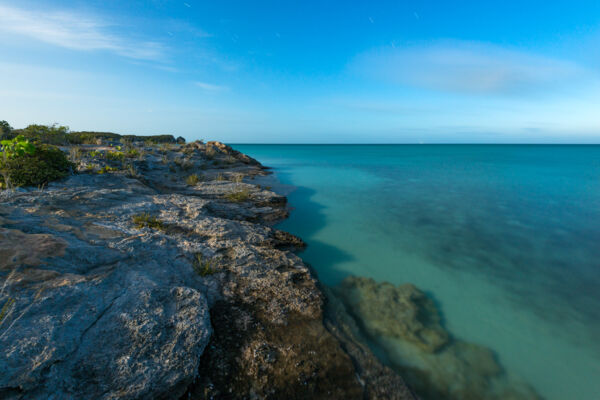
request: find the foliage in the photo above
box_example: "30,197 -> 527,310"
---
0,120 -> 13,140
1,135 -> 35,159
16,124 -> 70,145
225,189 -> 251,202
8,122 -> 177,145
106,151 -> 125,161
0,142 -> 74,189
132,213 -> 166,231
193,254 -> 216,276
97,165 -> 118,174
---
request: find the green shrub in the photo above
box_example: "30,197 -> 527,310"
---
106,151 -> 125,161
0,141 -> 74,189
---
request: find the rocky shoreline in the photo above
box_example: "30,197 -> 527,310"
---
0,141 -> 415,399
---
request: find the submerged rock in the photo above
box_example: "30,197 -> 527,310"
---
335,276 -> 541,400
337,276 -> 448,352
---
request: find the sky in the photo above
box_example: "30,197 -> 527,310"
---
0,0 -> 599,143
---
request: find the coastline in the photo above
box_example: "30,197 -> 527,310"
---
0,141 -> 415,399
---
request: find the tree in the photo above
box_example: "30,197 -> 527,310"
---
20,123 -> 70,145
0,120 -> 13,140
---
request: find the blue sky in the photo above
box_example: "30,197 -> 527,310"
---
1,0 -> 599,143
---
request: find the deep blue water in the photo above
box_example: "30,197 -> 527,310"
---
234,144 -> 600,400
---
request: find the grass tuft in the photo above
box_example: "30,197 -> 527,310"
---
193,253 -> 216,276
225,189 -> 251,202
0,298 -> 15,324
132,213 -> 166,231
185,174 -> 201,186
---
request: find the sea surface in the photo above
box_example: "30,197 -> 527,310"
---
233,144 -> 600,400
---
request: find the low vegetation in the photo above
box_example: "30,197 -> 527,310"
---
132,213 -> 166,231
185,174 -> 202,186
97,165 -> 118,174
225,189 -> 251,202
193,253 -> 216,276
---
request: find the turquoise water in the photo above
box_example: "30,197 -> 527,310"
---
234,144 -> 600,400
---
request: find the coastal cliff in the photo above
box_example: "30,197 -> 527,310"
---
0,141 -> 415,399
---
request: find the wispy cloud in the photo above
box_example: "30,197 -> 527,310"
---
351,40 -> 594,95
194,81 -> 229,91
0,4 -> 165,61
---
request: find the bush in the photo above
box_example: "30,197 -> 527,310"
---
0,143 -> 74,188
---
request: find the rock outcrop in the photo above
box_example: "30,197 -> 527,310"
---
0,142 -> 415,399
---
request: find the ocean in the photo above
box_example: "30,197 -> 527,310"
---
233,144 -> 600,400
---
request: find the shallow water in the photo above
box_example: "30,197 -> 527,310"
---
234,144 -> 600,400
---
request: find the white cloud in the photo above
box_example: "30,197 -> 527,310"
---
0,4 -> 165,60
351,41 -> 594,95
194,81 -> 228,91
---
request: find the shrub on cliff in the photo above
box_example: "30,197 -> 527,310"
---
0,137 -> 74,189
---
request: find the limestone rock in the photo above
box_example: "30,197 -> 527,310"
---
0,143 -> 413,400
